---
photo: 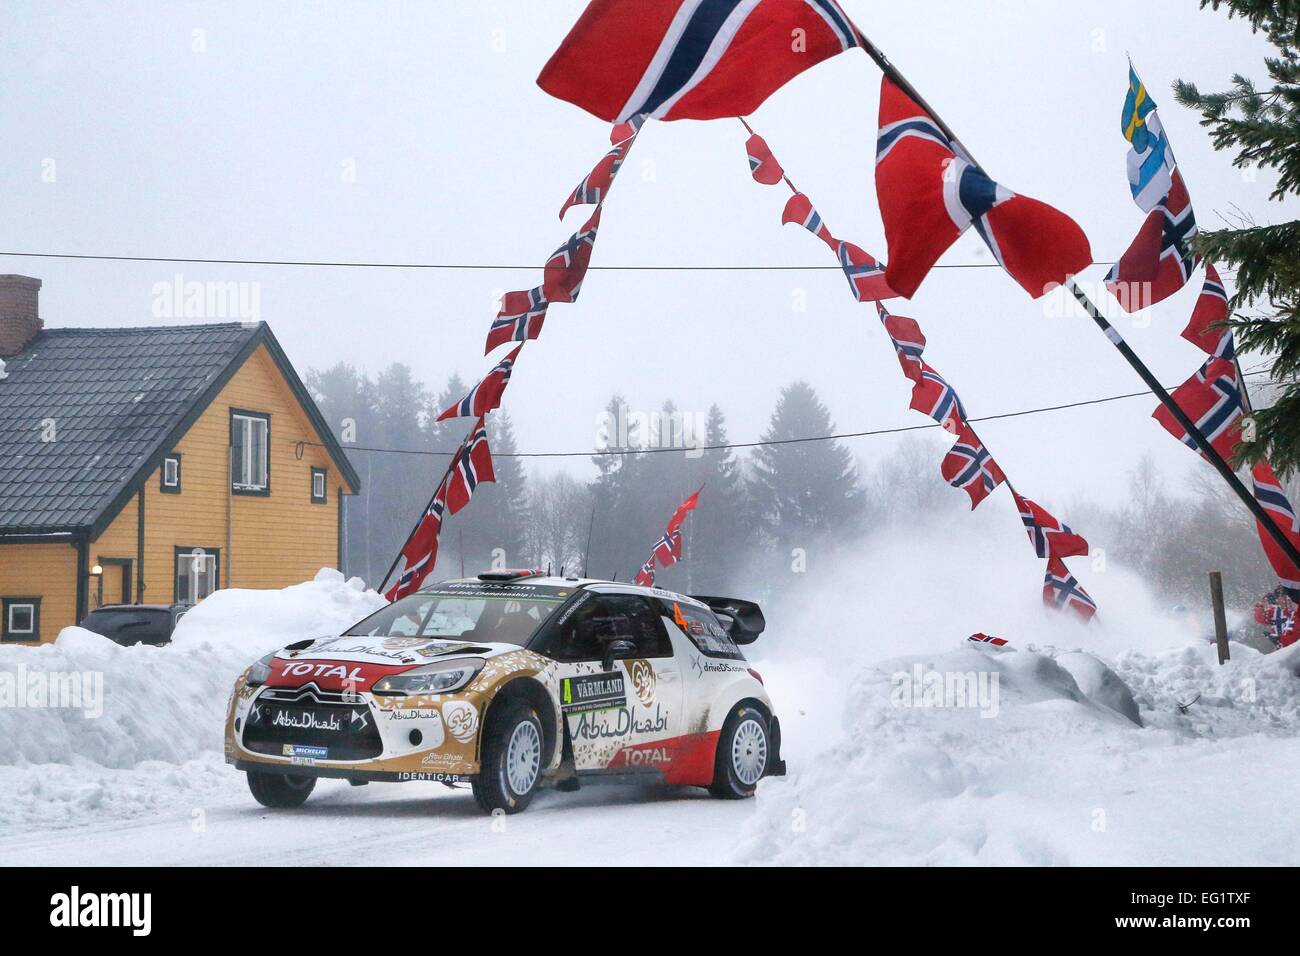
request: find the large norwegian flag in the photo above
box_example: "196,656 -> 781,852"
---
910,362 -> 967,432
560,136 -> 636,219
386,485 -> 448,601
1180,264 -> 1234,359
875,76 -> 1092,299
538,0 -> 862,124
485,287 -> 548,355
543,207 -> 602,303
436,345 -> 523,421
1043,558 -> 1098,622
1012,489 -> 1089,560
667,486 -> 703,531
1105,169 -> 1199,312
1251,461 -> 1300,596
875,302 -> 926,383
445,417 -> 496,515
1152,356 -> 1245,463
940,424 -> 1005,509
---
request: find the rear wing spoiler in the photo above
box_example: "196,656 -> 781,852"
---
691,595 -> 766,645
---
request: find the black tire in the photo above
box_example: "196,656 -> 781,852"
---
246,769 -> 316,808
708,705 -> 770,799
472,699 -> 545,814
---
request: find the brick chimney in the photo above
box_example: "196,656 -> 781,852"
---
0,275 -> 42,357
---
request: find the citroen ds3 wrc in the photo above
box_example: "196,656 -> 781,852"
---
224,571 -> 785,813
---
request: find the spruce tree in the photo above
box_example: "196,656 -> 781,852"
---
1175,0 -> 1300,474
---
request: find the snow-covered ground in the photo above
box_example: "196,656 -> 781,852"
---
2,547 -> 1298,867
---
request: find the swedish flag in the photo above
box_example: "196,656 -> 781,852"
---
1122,65 -> 1157,151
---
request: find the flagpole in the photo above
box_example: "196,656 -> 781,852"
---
376,419 -> 475,596
848,22 -> 1300,574
1067,283 -> 1300,570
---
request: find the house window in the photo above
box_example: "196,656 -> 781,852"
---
175,548 -> 220,604
2,598 -> 40,642
161,453 -> 182,494
230,410 -> 270,494
311,467 -> 327,504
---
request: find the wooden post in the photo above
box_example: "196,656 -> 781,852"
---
1209,571 -> 1230,665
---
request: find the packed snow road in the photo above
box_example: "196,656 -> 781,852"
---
1,774 -> 755,867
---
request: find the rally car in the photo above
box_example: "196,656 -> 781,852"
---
224,571 -> 785,813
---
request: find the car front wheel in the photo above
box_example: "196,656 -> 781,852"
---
473,700 -> 544,814
709,705 -> 770,799
247,769 -> 316,808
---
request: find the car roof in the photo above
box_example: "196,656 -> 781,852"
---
86,604 -> 177,612
422,575 -> 708,607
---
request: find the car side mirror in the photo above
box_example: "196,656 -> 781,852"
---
601,638 -> 636,672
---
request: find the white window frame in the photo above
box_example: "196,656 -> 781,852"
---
231,412 -> 269,493
163,455 -> 180,488
176,549 -> 219,604
7,602 -> 35,635
311,468 -> 326,503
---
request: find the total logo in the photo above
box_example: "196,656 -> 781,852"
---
620,746 -> 673,767
279,662 -> 365,682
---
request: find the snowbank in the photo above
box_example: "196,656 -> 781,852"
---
0,570 -> 384,773
738,640 -> 1300,865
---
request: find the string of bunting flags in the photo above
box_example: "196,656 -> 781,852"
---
743,117 -> 1098,621
380,119 -> 643,599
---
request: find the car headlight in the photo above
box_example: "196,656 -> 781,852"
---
246,652 -> 277,687
372,659 -> 485,696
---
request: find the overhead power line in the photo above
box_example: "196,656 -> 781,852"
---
294,369 -> 1281,461
0,249 -> 1125,273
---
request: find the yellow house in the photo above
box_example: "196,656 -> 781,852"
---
0,275 -> 360,643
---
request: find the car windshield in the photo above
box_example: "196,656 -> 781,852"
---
345,591 -> 565,646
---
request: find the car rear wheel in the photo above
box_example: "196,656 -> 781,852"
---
472,700 -> 544,814
247,769 -> 316,808
709,705 -> 770,799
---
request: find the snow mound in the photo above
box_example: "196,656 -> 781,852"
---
737,641 -> 1300,866
0,570 -> 384,774
172,568 -> 383,656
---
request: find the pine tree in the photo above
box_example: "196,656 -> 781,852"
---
748,381 -> 864,556
1175,0 -> 1300,474
682,404 -> 752,594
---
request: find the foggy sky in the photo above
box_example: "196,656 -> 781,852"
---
1,0 -> 1294,525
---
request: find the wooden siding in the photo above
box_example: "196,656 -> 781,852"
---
1,343 -> 352,642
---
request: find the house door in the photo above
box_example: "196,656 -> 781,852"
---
97,558 -> 133,606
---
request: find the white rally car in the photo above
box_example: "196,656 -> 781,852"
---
224,571 -> 785,813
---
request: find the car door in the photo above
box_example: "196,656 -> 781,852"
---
549,591 -> 684,773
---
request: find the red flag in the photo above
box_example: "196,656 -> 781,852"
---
543,206 -> 601,303
1152,357 -> 1245,463
667,487 -> 703,532
445,418 -> 496,515
1043,558 -> 1098,622
436,345 -> 522,422
1180,264 -> 1233,358
781,193 -> 837,250
1251,461 -> 1300,595
940,424 -> 1005,509
1012,490 -> 1089,560
560,137 -> 635,219
1105,170 -> 1198,312
537,0 -> 862,123
634,555 -> 656,588
746,132 -> 785,186
876,76 -> 1091,299
485,288 -> 548,355
386,485 -> 448,601
876,302 -> 926,383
